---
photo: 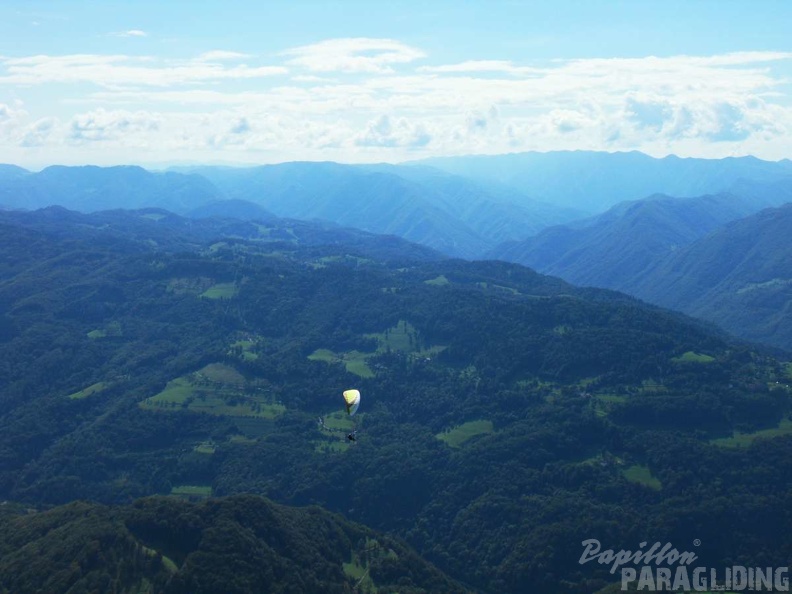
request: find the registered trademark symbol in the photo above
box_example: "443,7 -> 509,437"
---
693,539 -> 701,547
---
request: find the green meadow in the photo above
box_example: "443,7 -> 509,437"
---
308,321 -> 445,379
68,381 -> 108,400
193,441 -> 217,454
476,281 -> 519,295
142,377 -> 194,407
364,319 -> 446,357
365,319 -> 416,352
314,412 -> 356,453
672,351 -> 715,363
315,440 -> 351,453
165,278 -> 239,299
229,338 -> 259,361
711,417 -> 792,448
622,465 -> 662,490
139,363 -> 285,420
436,420 -> 494,448
166,277 -> 214,295
87,321 -> 122,339
196,362 -> 245,384
320,412 -> 355,432
308,348 -> 375,378
170,485 -> 212,498
424,275 -> 450,286
207,241 -> 227,253
228,434 -> 258,445
141,546 -> 178,574
201,282 -> 238,299
591,394 -> 627,417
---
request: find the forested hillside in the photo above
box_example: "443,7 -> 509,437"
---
0,495 -> 466,594
489,193 -> 758,289
490,192 -> 792,351
1,208 -> 791,593
625,203 -> 792,351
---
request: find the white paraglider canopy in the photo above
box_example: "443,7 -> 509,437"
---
343,389 -> 360,416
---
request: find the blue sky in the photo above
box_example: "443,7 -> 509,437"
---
2,0 -> 791,167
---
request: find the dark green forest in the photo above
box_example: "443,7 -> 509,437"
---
0,495 -> 466,594
1,208 -> 791,593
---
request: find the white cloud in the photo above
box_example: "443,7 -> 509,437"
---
355,115 -> 431,148
291,74 -> 338,83
625,95 -> 673,131
0,103 -> 14,122
615,93 -> 785,147
2,46 -> 792,164
111,30 -> 147,38
417,60 -> 544,76
198,50 -> 252,61
0,102 -> 29,142
0,53 -> 287,88
68,108 -> 161,144
20,117 -> 58,147
544,109 -> 594,134
282,38 -> 425,73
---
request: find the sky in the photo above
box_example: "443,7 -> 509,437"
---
1,0 -> 792,168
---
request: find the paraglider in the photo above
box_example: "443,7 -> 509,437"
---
317,389 -> 362,443
343,389 -> 360,416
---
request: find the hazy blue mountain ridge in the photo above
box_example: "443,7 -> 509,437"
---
728,176 -> 792,209
414,150 -> 792,212
1,161 -> 572,259
179,162 -> 578,258
489,192 -> 767,289
625,202 -> 792,350
360,163 -> 584,237
489,186 -> 792,350
0,164 -> 29,183
0,165 -> 224,213
4,152 -> 791,261
187,198 -> 277,221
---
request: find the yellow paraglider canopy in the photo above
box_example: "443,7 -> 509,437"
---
343,389 -> 361,416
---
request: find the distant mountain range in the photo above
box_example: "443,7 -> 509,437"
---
2,152 -> 791,352
0,164 -> 227,215
174,162 -> 580,258
492,192 -> 792,351
0,161 -> 579,259
415,150 -> 792,212
489,190 -> 789,289
626,203 -> 792,351
3,151 -> 792,260
0,164 -> 28,182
